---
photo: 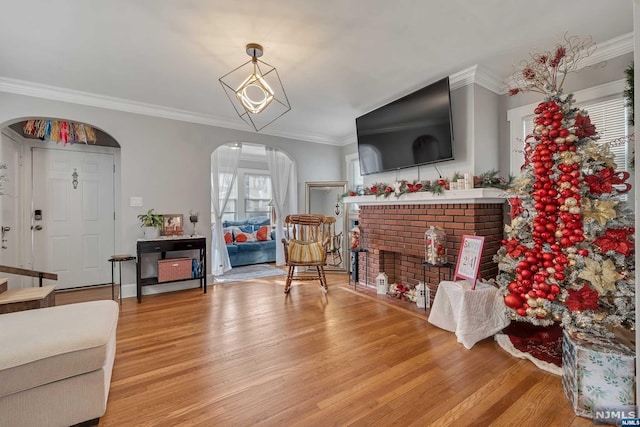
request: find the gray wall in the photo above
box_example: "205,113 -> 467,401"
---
0,91 -> 343,282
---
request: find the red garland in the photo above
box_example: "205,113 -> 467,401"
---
509,197 -> 523,219
594,228 -> 634,256
565,285 -> 600,312
584,168 -> 631,195
573,114 -> 596,139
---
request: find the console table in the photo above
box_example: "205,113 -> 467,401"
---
136,236 -> 206,303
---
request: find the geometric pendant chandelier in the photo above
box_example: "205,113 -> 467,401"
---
219,43 -> 291,132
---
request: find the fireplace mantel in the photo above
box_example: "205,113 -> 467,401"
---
342,188 -> 507,206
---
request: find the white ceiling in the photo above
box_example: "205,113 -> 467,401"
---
0,1 -> 633,145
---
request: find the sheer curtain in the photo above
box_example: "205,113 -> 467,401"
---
267,148 -> 296,265
211,144 -> 242,276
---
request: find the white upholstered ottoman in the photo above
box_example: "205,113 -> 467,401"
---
0,300 -> 119,427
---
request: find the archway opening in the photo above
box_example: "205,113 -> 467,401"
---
210,143 -> 296,276
1,117 -> 122,290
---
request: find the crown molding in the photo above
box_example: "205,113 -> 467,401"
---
0,76 -> 342,146
579,32 -> 634,68
449,65 -> 505,95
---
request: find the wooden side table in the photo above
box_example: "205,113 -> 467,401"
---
0,284 -> 56,314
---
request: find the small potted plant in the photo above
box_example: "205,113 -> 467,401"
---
137,209 -> 163,239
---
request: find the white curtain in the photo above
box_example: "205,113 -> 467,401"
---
267,148 -> 296,265
211,144 -> 242,276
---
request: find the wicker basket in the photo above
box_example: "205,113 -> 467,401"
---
158,257 -> 192,282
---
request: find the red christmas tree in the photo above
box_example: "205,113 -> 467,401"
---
495,35 -> 635,342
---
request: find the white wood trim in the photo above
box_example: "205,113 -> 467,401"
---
342,188 -> 506,206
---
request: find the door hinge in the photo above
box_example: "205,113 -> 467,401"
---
114,212 -> 116,220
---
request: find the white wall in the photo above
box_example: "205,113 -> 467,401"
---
473,85 -> 500,174
0,91 -> 343,290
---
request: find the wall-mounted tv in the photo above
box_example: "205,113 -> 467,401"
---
356,76 -> 454,175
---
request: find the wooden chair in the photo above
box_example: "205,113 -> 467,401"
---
281,214 -> 332,293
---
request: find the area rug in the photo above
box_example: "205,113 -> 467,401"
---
214,264 -> 286,283
495,322 -> 563,376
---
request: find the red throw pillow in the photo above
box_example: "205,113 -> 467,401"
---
224,232 -> 232,244
235,233 -> 248,243
256,226 -> 271,241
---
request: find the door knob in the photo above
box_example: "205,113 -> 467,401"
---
31,225 -> 43,231
1,226 -> 10,232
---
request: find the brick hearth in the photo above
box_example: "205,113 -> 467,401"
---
356,201 -> 505,306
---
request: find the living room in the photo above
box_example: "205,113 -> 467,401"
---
0,1 -> 638,426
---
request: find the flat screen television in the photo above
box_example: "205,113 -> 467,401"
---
356,76 -> 454,175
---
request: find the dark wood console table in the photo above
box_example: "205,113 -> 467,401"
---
136,236 -> 206,303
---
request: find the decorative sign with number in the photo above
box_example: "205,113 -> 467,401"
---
454,235 -> 485,290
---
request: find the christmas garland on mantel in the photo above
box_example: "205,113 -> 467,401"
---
341,169 -> 514,199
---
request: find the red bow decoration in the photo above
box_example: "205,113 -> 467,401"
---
565,285 -> 599,312
594,228 -> 634,256
521,138 -> 535,171
584,168 -> 632,195
573,114 -> 597,139
509,197 -> 523,219
406,182 -> 422,192
503,238 -> 526,258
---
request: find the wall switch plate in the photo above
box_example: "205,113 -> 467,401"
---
130,196 -> 143,207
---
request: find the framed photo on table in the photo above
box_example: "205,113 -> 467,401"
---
162,214 -> 183,236
453,235 -> 485,289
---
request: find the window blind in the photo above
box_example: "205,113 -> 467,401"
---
523,95 -> 629,171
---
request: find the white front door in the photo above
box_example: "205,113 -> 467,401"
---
32,148 -> 114,289
0,130 -> 23,286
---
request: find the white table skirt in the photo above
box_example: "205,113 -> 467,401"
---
428,280 -> 510,349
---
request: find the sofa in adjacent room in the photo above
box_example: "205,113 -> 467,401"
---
223,217 -> 276,267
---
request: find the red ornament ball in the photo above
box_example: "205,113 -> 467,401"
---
504,293 -> 523,309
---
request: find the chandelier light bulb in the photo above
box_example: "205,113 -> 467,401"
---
235,65 -> 275,114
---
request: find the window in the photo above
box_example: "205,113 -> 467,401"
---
509,80 -> 629,177
244,173 -> 272,218
346,153 -> 364,189
218,172 -> 237,222
522,95 -> 629,173
218,169 -> 272,221
345,153 -> 364,217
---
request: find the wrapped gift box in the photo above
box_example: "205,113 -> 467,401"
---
562,330 -> 636,418
158,257 -> 192,282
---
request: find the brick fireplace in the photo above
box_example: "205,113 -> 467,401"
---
344,189 -> 506,306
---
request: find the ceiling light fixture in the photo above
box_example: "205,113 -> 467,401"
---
219,43 -> 291,132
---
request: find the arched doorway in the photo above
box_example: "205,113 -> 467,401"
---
0,118 -> 121,289
210,143 -> 296,276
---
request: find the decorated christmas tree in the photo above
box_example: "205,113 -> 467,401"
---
494,35 -> 635,344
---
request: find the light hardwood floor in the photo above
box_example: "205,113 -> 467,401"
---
56,272 -> 590,426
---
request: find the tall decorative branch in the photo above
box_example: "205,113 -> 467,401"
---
509,34 -> 596,96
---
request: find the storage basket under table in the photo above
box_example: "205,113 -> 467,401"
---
157,257 -> 192,282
